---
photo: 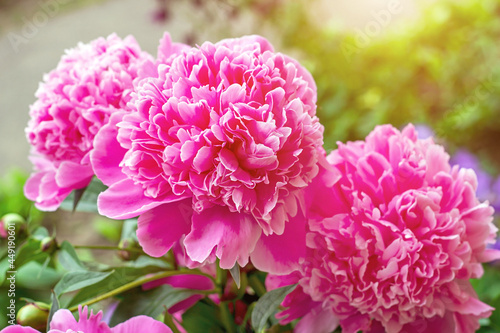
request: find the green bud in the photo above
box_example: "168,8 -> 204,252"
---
118,238 -> 140,261
17,302 -> 49,330
1,213 -> 26,235
40,236 -> 58,254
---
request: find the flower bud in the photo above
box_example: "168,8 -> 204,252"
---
16,302 -> 49,330
1,213 -> 26,238
117,238 -> 140,261
40,236 -> 58,254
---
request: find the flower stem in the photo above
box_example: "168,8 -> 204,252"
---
67,270 -> 215,312
215,262 -> 236,333
73,244 -> 144,253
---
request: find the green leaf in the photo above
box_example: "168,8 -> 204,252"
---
251,284 -> 296,333
57,241 -> 85,271
110,284 -> 200,326
66,264 -> 167,308
60,177 -> 107,213
54,270 -> 114,296
16,261 -> 61,289
471,265 -> 500,302
31,226 -> 49,240
229,263 -> 241,289
47,291 -> 60,332
72,187 -> 87,212
0,258 -> 8,284
15,237 -> 46,268
181,300 -> 224,333
121,219 -> 138,241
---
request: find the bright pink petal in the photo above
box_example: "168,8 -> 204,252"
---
136,199 -> 193,257
111,316 -> 172,333
50,307 -> 111,333
98,178 -> 176,219
265,272 -> 301,291
90,111 -> 128,186
24,169 -> 72,211
143,274 -> 213,291
184,206 -> 261,268
0,326 -> 41,333
143,274 -> 214,313
294,307 -> 339,333
251,211 -> 308,274
24,171 -> 46,203
157,32 -> 190,64
304,154 -> 341,219
55,161 -> 93,188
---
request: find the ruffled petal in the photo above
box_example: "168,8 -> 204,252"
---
50,307 -> 111,333
111,316 -> 172,333
0,326 -> 41,333
184,206 -> 261,268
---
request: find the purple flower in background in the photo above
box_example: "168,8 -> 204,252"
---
491,176 -> 500,212
414,123 -> 434,140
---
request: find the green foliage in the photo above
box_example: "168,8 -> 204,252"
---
0,169 -> 42,221
251,284 -> 296,332
110,284 -> 200,326
182,300 -> 225,333
268,0 -> 500,172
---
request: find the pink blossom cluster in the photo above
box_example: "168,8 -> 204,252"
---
91,34 -> 324,274
1,306 -> 171,333
268,124 -> 500,333
24,34 -> 154,210
23,31 -> 500,333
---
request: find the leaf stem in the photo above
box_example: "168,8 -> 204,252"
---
73,244 -> 144,253
67,270 -> 216,312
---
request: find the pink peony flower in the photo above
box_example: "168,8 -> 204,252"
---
268,124 -> 500,333
24,34 -> 154,211
1,306 -> 172,333
92,34 -> 327,274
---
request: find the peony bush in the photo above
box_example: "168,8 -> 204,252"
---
3,32 -> 499,333
267,124 -> 500,333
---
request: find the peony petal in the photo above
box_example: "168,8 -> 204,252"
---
24,171 -> 46,203
294,307 -> 339,333
157,31 -> 190,64
98,178 -> 180,219
55,161 -> 93,188
111,316 -> 172,333
0,326 -> 41,333
251,211 -> 308,274
184,206 -> 261,268
90,111 -> 128,186
50,307 -> 111,333
143,274 -> 214,314
136,199 -> 193,257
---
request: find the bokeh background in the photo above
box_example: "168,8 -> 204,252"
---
1,0 -> 500,331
